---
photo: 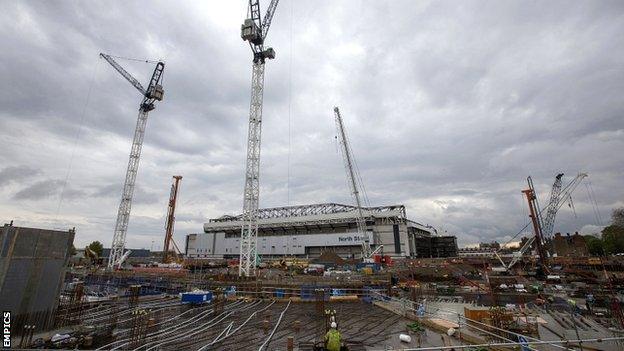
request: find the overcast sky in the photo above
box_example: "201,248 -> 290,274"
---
1,1 -> 623,249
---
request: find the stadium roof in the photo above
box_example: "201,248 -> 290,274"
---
204,202 -> 434,233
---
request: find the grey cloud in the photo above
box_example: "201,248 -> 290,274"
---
0,166 -> 42,186
13,179 -> 62,200
133,186 -> 161,205
93,183 -> 120,198
12,179 -> 86,201
92,183 -> 159,205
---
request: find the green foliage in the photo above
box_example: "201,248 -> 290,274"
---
601,225 -> 624,255
612,207 -> 624,228
406,321 -> 425,332
584,235 -> 604,256
87,241 -> 104,257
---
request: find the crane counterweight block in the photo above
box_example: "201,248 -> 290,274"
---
263,48 -> 276,59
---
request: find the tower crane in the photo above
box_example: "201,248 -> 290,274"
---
500,173 -> 588,271
163,176 -> 183,264
100,53 -> 165,269
239,0 -> 280,277
333,107 -> 378,260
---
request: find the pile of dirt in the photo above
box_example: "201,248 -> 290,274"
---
312,251 -> 346,266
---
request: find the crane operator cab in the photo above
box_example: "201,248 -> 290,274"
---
241,19 -> 263,45
148,84 -> 164,101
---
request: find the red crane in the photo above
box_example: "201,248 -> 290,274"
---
522,176 -> 548,271
163,175 -> 183,263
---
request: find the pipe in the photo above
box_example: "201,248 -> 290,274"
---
258,300 -> 292,351
197,300 -> 277,350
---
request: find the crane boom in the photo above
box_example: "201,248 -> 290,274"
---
163,176 -> 182,263
100,53 -> 147,96
239,0 -> 279,277
334,107 -> 372,259
261,0 -> 280,40
554,173 -> 588,213
101,53 -> 165,269
541,173 -> 564,241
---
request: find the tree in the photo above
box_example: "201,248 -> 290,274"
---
87,241 -> 103,257
602,226 -> 624,255
519,236 -> 532,249
612,208 -> 624,228
600,207 -> 624,255
584,235 -> 604,256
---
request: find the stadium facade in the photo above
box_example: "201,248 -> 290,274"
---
185,203 -> 439,259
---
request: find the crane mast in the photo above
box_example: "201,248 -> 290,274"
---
100,53 -> 165,269
163,176 -> 182,264
333,107 -> 372,259
239,0 -> 279,277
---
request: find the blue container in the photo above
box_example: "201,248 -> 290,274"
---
226,286 -> 237,297
301,286 -> 314,300
331,289 -> 345,296
274,289 -> 285,298
181,291 -> 213,304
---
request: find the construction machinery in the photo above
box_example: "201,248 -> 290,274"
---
497,173 -> 588,272
163,176 -> 183,264
522,176 -> 549,271
84,247 -> 99,265
541,173 -> 564,242
333,107 -> 379,261
100,53 -> 165,269
238,0 -> 280,277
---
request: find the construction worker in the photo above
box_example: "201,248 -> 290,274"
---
324,322 -> 342,351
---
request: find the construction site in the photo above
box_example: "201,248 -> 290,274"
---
2,1 -> 624,350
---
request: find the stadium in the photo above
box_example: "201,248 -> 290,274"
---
184,202 -> 453,260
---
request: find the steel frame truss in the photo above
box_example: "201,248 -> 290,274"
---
239,61 -> 265,277
109,108 -> 149,268
218,202 -> 406,222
